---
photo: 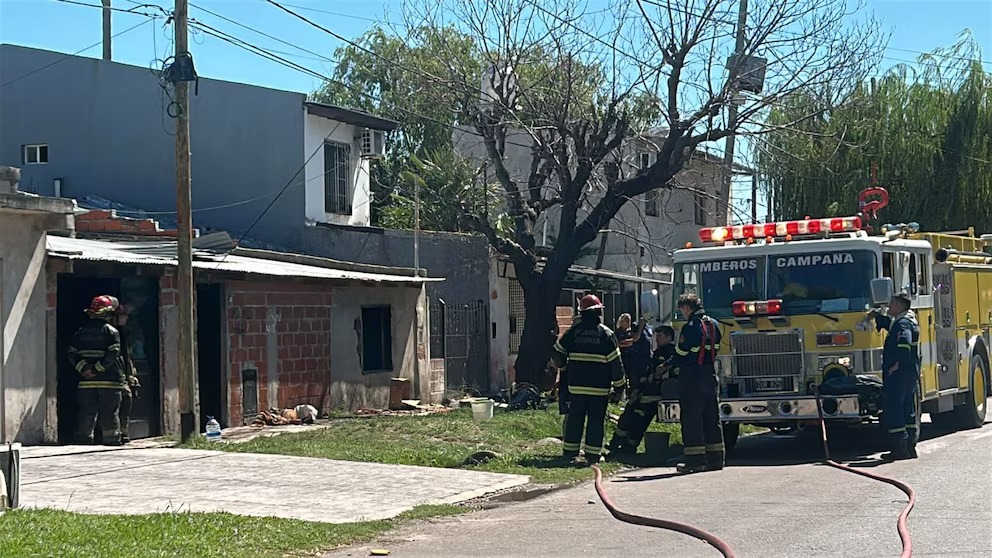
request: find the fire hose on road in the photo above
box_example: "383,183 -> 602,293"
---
592,387 -> 917,558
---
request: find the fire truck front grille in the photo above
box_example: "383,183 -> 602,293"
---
730,330 -> 804,396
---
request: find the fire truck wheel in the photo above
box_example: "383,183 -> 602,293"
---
722,422 -> 740,456
954,354 -> 989,430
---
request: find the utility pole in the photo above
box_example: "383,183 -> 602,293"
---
751,171 -> 758,223
101,0 -> 111,61
174,0 -> 196,442
720,0 -> 748,225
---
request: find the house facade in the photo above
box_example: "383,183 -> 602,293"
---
0,167 -> 75,444
0,44 -> 396,253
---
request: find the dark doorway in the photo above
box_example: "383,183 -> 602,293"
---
197,283 -> 225,429
56,274 -> 161,443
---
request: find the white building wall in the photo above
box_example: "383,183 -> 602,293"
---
303,113 -> 372,227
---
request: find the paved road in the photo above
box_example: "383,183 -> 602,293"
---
326,410 -> 992,558
18,446 -> 529,523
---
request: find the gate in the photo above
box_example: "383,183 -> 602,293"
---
429,299 -> 490,392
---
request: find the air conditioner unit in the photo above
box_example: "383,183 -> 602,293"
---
360,128 -> 385,159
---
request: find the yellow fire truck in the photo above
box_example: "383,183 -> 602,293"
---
659,213 -> 991,452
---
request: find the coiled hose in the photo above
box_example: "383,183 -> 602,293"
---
592,388 -> 917,558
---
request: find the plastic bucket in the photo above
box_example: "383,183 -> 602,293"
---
471,399 -> 495,420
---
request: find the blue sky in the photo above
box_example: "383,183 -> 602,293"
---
2,0 -> 989,95
1,0 -> 990,221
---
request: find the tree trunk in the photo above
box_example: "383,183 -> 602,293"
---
512,269 -> 566,391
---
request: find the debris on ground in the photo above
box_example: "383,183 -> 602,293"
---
462,450 -> 503,465
251,404 -> 319,427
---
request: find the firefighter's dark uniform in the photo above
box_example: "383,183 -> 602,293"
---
875,311 -> 920,459
118,325 -> 141,444
68,317 -> 125,444
609,342 -> 676,453
674,309 -> 724,471
552,315 -> 625,463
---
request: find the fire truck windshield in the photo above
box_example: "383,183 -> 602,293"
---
674,250 -> 877,318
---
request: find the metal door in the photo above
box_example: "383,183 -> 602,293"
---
430,299 -> 490,392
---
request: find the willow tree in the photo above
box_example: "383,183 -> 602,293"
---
321,0 -> 883,388
759,32 -> 992,231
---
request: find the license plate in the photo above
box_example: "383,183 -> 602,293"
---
754,378 -> 784,391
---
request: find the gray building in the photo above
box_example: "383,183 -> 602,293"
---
0,44 -> 396,252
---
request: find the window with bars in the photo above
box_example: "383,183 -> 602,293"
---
640,152 -> 659,217
324,142 -> 352,214
694,192 -> 707,225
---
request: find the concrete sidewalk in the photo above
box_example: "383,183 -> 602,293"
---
18,445 -> 529,523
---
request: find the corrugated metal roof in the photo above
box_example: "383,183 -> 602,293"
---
46,236 -> 442,285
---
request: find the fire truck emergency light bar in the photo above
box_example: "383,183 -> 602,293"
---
699,216 -> 863,243
732,299 -> 783,317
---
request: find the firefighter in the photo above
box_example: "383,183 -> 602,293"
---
871,292 -> 920,460
672,293 -> 724,474
68,295 -> 125,445
609,325 -> 677,455
552,294 -> 625,465
115,304 -> 141,444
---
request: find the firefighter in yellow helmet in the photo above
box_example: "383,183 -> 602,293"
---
68,295 -> 126,445
551,294 -> 625,465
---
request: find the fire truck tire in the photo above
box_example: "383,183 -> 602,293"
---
953,355 -> 988,430
722,422 -> 740,455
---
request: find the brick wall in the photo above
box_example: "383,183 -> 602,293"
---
74,209 -> 196,238
226,281 -> 332,425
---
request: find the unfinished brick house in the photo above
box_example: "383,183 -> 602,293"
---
25,209 -> 440,445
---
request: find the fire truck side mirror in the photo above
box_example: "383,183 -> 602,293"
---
870,277 -> 894,306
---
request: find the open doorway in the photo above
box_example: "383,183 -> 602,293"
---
197,283 -> 225,429
56,274 -> 160,443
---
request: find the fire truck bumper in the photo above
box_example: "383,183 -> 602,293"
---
656,395 -> 861,423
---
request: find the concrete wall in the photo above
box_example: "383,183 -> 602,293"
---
328,283 -> 429,411
302,225 -> 489,306
0,45 -> 307,250
1,214 -> 53,443
303,114 -> 371,227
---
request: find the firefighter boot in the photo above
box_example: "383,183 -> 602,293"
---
881,432 -> 910,461
704,449 -> 725,471
906,428 -> 919,459
676,455 -> 707,474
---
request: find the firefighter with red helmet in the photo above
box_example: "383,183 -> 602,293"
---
68,295 -> 125,445
672,293 -> 725,474
552,294 -> 625,465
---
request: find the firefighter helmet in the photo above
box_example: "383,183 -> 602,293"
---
85,295 -> 119,317
578,294 -> 604,312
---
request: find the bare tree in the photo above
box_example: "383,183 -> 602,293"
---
396,0 -> 883,388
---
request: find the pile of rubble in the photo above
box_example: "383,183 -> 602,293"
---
250,404 -> 319,427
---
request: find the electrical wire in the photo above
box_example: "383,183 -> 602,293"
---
1,18 -> 157,88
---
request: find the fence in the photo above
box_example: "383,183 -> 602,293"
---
429,299 -> 490,392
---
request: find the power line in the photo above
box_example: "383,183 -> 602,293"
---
1,18 -> 157,88
278,2 -> 381,24
50,0 -> 167,16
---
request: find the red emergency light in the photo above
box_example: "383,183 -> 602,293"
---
699,216 -> 863,243
732,299 -> 783,317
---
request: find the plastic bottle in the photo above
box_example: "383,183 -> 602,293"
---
205,417 -> 222,442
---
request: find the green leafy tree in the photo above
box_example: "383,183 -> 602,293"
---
758,32 -> 992,231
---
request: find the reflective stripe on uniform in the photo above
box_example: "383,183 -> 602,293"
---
568,385 -> 610,396
563,442 -> 581,452
79,381 -> 124,389
897,343 -> 913,349
675,346 -> 690,356
569,352 -> 612,363
888,427 -> 906,434
554,341 -> 568,355
684,445 -> 706,456
640,396 -> 662,403
705,443 -> 724,452
74,360 -> 88,372
611,377 -> 626,388
583,444 -> 603,455
75,350 -> 106,358
94,362 -> 106,372
604,348 -> 621,362
634,409 -> 647,416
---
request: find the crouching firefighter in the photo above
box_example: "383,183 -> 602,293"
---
673,294 -> 724,474
552,294 -> 625,465
872,292 -> 920,460
68,295 -> 126,445
609,325 -> 677,455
